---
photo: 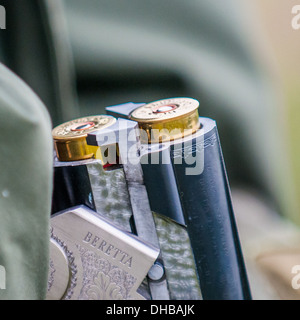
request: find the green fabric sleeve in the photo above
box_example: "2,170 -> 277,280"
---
0,63 -> 53,300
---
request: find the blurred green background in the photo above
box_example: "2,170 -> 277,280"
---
251,0 -> 300,223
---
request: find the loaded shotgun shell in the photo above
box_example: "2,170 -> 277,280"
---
52,115 -> 116,162
130,98 -> 200,144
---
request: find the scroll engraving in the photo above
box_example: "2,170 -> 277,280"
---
47,259 -> 56,292
50,229 -> 78,300
77,245 -> 137,300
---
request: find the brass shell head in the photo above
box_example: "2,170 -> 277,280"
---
52,115 -> 116,162
130,98 -> 200,143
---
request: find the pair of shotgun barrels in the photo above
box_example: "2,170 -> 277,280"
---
48,98 -> 251,300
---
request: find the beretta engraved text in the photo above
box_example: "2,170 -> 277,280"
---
83,231 -> 133,268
